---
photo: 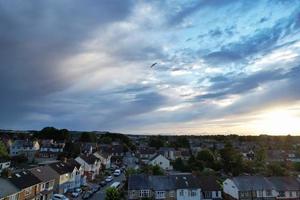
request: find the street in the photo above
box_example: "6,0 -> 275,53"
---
89,173 -> 125,200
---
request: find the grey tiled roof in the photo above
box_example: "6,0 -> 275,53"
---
150,176 -> 176,190
128,174 -> 151,190
29,165 -> 58,182
232,176 -> 274,190
0,178 -> 19,198
9,170 -> 42,189
268,177 -> 300,191
128,174 -> 206,190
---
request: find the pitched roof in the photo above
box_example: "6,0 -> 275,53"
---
29,165 -> 58,182
128,174 -> 205,190
159,147 -> 175,152
79,154 -> 99,165
9,170 -> 42,189
149,154 -> 169,162
128,174 -> 151,190
198,176 -> 221,191
49,161 -> 75,175
150,176 -> 176,190
268,177 -> 300,191
173,174 -> 199,189
0,178 -> 19,198
232,176 -> 274,190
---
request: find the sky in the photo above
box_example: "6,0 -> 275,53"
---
1,0 -> 300,135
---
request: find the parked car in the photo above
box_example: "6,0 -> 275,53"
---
82,191 -> 93,200
92,185 -> 100,193
52,194 -> 69,200
71,188 -> 82,198
105,175 -> 113,182
99,180 -> 106,187
113,169 -> 121,176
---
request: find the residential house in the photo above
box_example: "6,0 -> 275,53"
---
81,143 -> 98,155
148,154 -> 172,170
49,161 -> 83,193
38,140 -> 65,158
177,148 -> 191,161
68,159 -> 86,187
159,147 -> 176,160
268,177 -> 300,199
128,174 -> 153,199
223,176 -> 300,200
111,144 -> 124,157
0,158 -> 11,173
174,175 -> 201,200
10,140 -> 40,161
93,151 -> 111,169
0,178 -> 20,200
128,174 -> 203,200
199,176 -> 222,200
8,170 -> 42,200
138,147 -> 156,163
29,166 -> 56,200
75,154 -> 101,181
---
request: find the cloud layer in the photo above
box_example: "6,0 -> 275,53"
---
1,0 -> 300,135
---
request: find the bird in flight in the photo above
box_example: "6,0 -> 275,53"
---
150,62 -> 157,68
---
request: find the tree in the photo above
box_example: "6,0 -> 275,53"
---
105,187 -> 120,200
148,136 -> 165,149
197,149 -> 215,168
267,163 -> 287,176
79,132 -> 97,143
172,158 -> 188,172
220,142 -> 244,175
254,147 -> 266,170
37,127 -> 70,141
152,165 -> 164,175
0,141 -> 8,158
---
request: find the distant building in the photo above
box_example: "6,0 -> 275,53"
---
148,154 -> 172,170
159,147 -> 176,160
0,158 -> 11,173
38,140 -> 65,158
93,151 -> 111,169
10,140 -> 40,161
75,154 -> 101,181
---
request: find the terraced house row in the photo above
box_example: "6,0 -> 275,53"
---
0,155 -> 100,200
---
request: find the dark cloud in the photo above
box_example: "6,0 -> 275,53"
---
0,1 -> 133,126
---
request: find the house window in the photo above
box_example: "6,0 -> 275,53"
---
9,194 -> 18,200
216,191 -> 219,197
266,190 -> 272,196
279,191 -> 285,197
290,191 -> 293,197
191,190 -> 197,196
258,190 -> 263,197
156,191 -> 165,198
140,190 -> 150,197
25,187 -> 32,196
203,191 -> 212,198
179,190 -> 184,196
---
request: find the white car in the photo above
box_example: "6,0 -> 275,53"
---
71,188 -> 82,198
52,194 -> 69,200
113,169 -> 121,176
105,176 -> 113,182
